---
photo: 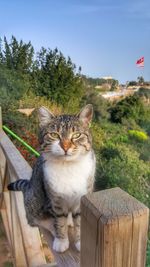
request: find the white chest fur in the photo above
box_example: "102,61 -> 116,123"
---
44,152 -> 94,207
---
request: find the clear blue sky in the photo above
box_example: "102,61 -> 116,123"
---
0,0 -> 150,83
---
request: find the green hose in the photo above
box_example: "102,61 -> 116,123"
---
2,125 -> 40,157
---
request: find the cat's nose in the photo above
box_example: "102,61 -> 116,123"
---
60,139 -> 71,152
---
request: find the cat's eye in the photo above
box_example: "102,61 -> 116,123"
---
48,132 -> 60,139
72,133 -> 81,139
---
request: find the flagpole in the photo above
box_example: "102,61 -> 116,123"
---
136,56 -> 144,84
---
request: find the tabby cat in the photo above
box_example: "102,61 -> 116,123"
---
8,104 -> 96,253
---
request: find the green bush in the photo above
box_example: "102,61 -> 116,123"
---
95,144 -> 150,206
109,95 -> 146,123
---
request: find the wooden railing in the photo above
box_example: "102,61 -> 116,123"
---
0,108 -> 149,267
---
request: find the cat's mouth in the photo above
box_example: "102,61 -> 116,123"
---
60,150 -> 79,161
64,151 -> 72,156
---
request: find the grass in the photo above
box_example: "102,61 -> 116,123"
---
146,239 -> 150,267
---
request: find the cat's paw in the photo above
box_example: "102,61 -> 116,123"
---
75,240 -> 80,251
67,212 -> 74,227
53,237 -> 69,253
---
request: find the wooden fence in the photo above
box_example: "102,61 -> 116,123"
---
0,107 -> 149,267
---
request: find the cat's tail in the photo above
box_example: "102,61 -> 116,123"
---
7,179 -> 30,192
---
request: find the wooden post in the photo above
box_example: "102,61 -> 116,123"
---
81,187 -> 149,267
0,106 -> 2,129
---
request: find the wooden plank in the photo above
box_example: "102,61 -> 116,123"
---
0,106 -> 2,129
1,194 -> 13,248
1,207 -> 12,248
81,187 -> 149,267
10,190 -> 28,267
0,135 -> 13,251
0,130 -> 32,180
41,228 -> 80,267
0,146 -> 6,203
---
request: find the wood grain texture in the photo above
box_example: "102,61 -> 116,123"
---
2,192 -> 13,248
0,146 -> 6,206
10,189 -> 28,267
81,187 -> 149,267
41,227 -> 80,267
0,130 -> 32,180
0,106 -> 2,129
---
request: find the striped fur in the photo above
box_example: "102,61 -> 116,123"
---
9,105 -> 96,253
7,179 -> 30,192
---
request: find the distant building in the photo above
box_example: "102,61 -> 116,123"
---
101,76 -> 113,80
95,84 -> 111,90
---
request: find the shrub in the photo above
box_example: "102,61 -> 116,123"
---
109,95 -> 145,123
95,144 -> 150,206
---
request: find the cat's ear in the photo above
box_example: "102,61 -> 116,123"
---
78,104 -> 93,127
38,106 -> 55,127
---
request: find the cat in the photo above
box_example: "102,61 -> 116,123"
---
8,104 -> 96,253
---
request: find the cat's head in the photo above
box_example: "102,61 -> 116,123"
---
38,105 -> 93,161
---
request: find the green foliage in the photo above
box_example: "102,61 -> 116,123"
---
81,92 -> 110,122
128,130 -> 148,142
0,66 -> 32,104
137,87 -> 150,99
82,76 -> 119,89
33,47 -> 84,107
137,76 -> 145,85
82,76 -> 107,86
110,79 -> 119,91
0,36 -> 84,109
19,91 -> 63,114
96,144 -> 150,206
127,81 -> 137,86
109,95 -> 146,123
2,36 -> 34,73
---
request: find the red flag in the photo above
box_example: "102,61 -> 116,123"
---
136,57 -> 144,67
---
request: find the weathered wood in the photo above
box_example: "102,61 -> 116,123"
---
10,189 -> 28,267
81,187 -> 149,267
0,157 -> 13,248
0,130 -> 32,181
1,192 -> 13,248
8,165 -> 47,267
41,227 -> 80,267
0,146 -> 6,204
0,106 -> 2,129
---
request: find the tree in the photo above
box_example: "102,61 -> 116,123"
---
81,92 -> 110,121
0,37 -> 4,64
33,47 -> 84,107
2,36 -> 34,73
137,76 -> 144,85
109,95 -> 145,123
127,81 -> 137,87
110,79 -> 119,91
